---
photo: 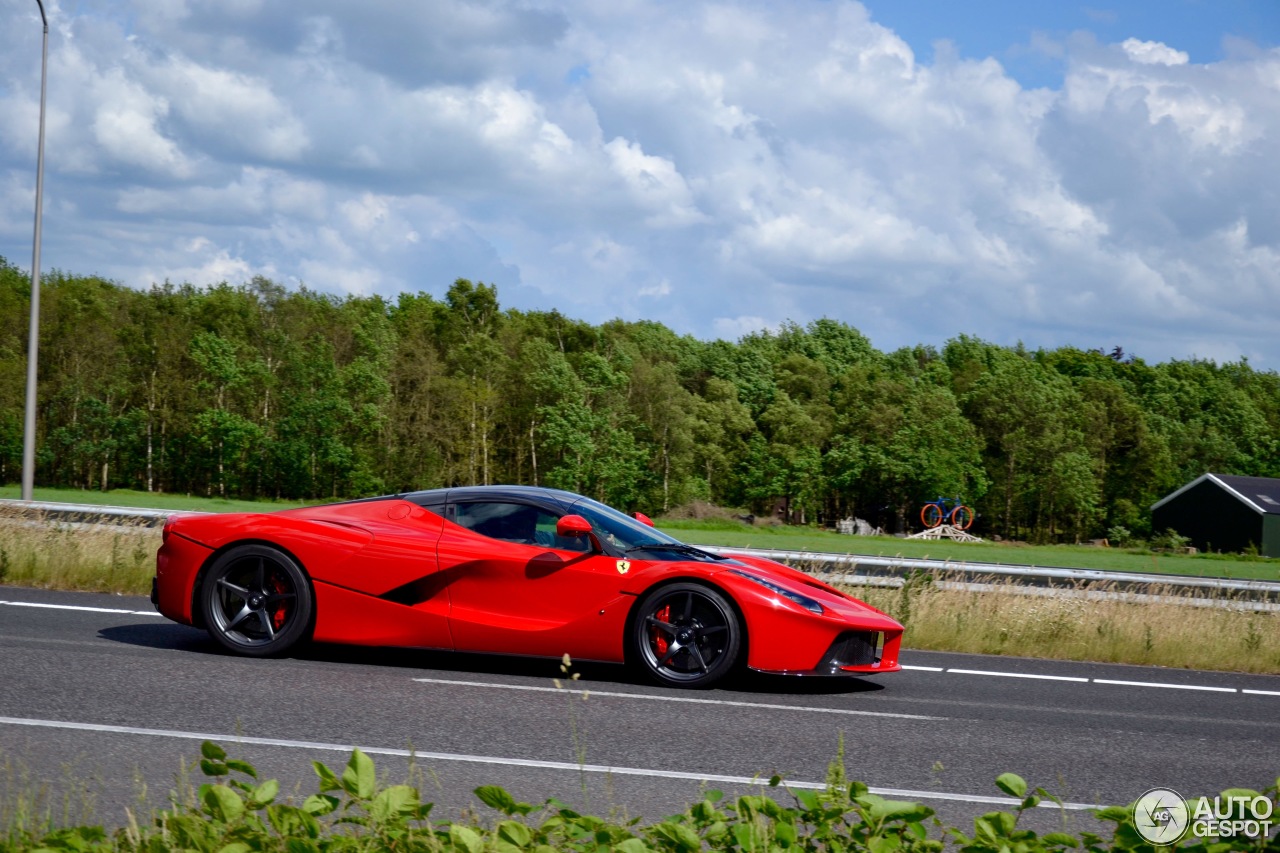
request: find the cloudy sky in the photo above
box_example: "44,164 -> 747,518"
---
2,1 -> 1278,366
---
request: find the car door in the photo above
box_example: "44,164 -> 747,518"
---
437,499 -> 635,662
303,498 -> 455,650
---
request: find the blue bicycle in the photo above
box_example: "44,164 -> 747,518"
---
921,497 -> 974,530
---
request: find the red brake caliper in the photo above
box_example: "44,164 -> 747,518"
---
652,605 -> 671,657
270,575 -> 289,630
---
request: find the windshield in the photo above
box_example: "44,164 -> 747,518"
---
567,496 -> 685,552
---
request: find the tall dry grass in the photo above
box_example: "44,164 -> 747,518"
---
843,573 -> 1280,675
0,752 -> 106,840
0,509 -> 158,595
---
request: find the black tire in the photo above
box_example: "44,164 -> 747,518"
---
630,582 -> 741,688
198,544 -> 313,657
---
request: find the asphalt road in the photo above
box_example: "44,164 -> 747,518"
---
1,585 -> 1277,840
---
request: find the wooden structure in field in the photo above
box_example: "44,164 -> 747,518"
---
907,524 -> 982,542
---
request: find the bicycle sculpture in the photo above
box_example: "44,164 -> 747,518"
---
920,497 -> 974,530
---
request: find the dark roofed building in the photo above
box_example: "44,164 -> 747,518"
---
1151,474 -> 1280,557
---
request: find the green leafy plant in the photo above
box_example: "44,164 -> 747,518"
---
2,742 -> 1277,852
1106,525 -> 1134,548
1150,528 -> 1192,553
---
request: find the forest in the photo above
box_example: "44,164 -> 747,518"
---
2,256 -> 1277,543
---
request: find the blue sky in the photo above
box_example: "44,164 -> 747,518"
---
1,1 -> 1278,367
864,0 -> 1280,88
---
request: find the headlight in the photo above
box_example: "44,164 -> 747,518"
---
728,569 -> 824,615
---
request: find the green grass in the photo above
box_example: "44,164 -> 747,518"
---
2,486 -> 1275,582
0,486 -> 317,513
659,519 -> 1280,582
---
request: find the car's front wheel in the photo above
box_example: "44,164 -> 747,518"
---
199,544 -> 313,657
631,582 -> 741,688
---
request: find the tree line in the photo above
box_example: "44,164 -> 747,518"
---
2,257 -> 1277,542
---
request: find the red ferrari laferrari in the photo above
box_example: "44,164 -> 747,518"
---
153,486 -> 902,688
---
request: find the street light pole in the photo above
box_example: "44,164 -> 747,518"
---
21,0 -> 49,502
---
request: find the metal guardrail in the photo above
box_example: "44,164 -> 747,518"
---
707,546 -> 1280,597
4,499 -> 1278,598
0,499 -> 182,527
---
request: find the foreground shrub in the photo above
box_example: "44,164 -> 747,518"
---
2,742 -> 1277,852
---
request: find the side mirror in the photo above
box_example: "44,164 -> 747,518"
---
633,511 -> 654,527
556,514 -> 602,553
556,515 -> 593,537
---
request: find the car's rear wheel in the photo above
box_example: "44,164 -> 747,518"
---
199,544 -> 312,657
631,582 -> 741,688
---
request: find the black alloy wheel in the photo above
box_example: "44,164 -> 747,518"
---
199,544 -> 312,657
631,582 -> 741,688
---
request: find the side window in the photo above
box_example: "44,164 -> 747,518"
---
454,502 -> 538,544
454,502 -> 586,551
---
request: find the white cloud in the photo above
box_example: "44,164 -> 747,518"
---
340,193 -> 391,233
1121,38 -> 1189,66
152,58 -> 310,161
90,68 -> 192,178
604,137 -> 705,227
115,168 -> 327,222
138,237 -> 261,287
638,279 -> 671,298
0,0 -> 1277,368
713,315 -> 774,341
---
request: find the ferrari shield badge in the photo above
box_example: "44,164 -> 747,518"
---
616,559 -> 631,575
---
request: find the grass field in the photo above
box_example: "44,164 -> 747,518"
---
0,486 -> 316,513
661,520 -> 1280,581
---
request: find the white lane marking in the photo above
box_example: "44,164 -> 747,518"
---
1093,679 -> 1236,693
412,677 -> 943,721
1085,676 -> 1233,691
903,664 -> 1277,696
947,668 -> 1088,683
6,598 -> 1271,697
0,600 -> 162,617
0,715 -> 1097,811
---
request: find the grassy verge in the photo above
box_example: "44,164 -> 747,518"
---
4,739 -> 1276,852
0,512 -> 158,594
0,486 -> 315,513
662,520 -> 1280,582
845,575 -> 1280,675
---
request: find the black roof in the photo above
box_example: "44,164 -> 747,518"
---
408,485 -> 584,503
341,485 -> 593,511
1152,473 -> 1280,515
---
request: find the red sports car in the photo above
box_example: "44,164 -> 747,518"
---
153,486 -> 902,688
